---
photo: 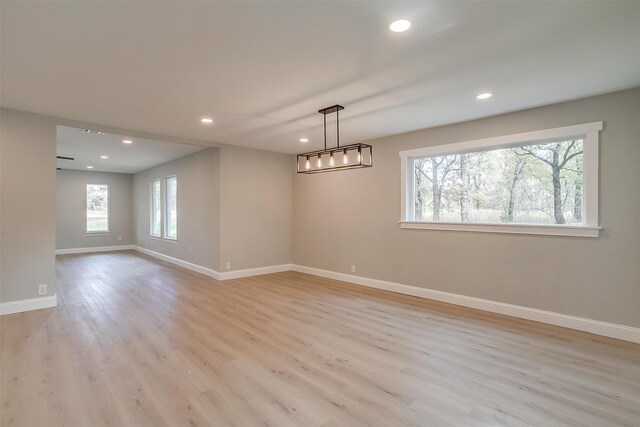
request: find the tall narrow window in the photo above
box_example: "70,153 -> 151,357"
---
150,179 -> 161,236
164,175 -> 177,239
86,184 -> 109,233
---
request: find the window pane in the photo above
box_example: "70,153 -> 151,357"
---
151,180 -> 161,236
165,176 -> 177,239
411,139 -> 584,225
86,184 -> 109,232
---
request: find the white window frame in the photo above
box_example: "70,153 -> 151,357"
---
150,179 -> 161,237
163,175 -> 178,241
399,121 -> 603,238
85,183 -> 111,235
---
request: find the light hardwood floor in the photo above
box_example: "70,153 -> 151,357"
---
1,251 -> 639,426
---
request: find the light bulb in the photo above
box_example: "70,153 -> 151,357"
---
329,153 -> 335,166
317,154 -> 322,168
305,156 -> 310,170
357,148 -> 362,163
343,149 -> 349,164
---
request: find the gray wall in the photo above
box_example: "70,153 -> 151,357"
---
1,109 -> 57,303
3,89 -> 638,330
219,145 -> 293,270
130,144 -> 294,273
293,88 -> 640,328
133,148 -> 220,271
0,107 -> 293,305
56,170 -> 133,249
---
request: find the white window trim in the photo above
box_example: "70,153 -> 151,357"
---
399,121 -> 603,238
150,179 -> 161,238
163,175 -> 178,241
85,183 -> 110,234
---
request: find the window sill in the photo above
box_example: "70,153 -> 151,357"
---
399,221 -> 600,238
149,235 -> 177,243
84,231 -> 111,236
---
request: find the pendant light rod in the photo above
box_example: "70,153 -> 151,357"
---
324,112 -> 327,151
318,104 -> 344,151
336,108 -> 340,148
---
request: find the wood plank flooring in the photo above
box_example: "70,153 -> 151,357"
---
1,250 -> 639,426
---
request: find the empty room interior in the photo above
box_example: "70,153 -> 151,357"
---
1,1 -> 639,426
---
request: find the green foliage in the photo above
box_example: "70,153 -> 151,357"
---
413,139 -> 584,224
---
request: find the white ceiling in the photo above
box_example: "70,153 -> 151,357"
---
2,2 -> 640,154
57,125 -> 206,174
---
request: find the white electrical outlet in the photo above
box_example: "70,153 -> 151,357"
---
38,284 -> 48,295
351,265 -> 356,273
117,235 -> 122,241
225,262 -> 231,270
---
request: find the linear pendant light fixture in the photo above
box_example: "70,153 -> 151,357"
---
297,105 -> 372,174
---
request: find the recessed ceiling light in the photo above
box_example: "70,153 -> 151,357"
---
299,138 -> 309,143
476,92 -> 493,100
100,155 -> 109,159
86,165 -> 94,169
200,117 -> 214,124
389,19 -> 411,33
122,139 -> 133,144
97,131 -> 106,135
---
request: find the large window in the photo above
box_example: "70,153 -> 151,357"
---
86,184 -> 109,233
150,179 -> 161,236
400,122 -> 602,237
164,175 -> 177,239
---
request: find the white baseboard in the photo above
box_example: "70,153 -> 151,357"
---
133,246 -> 221,280
132,246 -> 292,282
0,295 -> 58,316
56,245 -> 135,255
218,264 -> 294,280
291,265 -> 640,344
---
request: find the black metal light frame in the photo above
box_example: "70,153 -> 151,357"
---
297,105 -> 373,174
